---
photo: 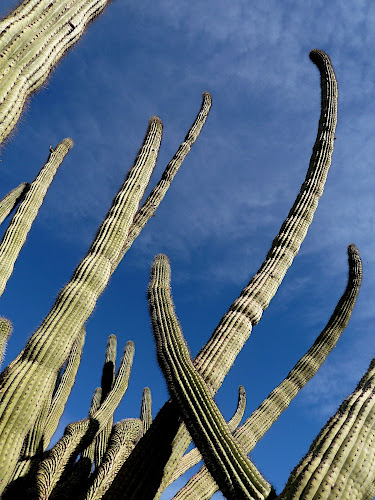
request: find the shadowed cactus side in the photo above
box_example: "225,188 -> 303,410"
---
0,2 -> 374,498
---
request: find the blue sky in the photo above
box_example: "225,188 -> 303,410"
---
1,1 -> 375,498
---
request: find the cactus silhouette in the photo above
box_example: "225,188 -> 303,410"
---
0,2 -> 373,499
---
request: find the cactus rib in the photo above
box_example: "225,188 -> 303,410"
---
280,359 -> 375,499
84,419 -> 143,500
0,318 -> 12,368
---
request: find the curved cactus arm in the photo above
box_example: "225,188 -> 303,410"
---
0,182 -> 29,227
34,341 -> 135,499
0,317 -> 12,367
44,328 -> 86,448
113,92 -> 212,270
140,387 -> 152,435
0,118 -> 161,492
148,254 -> 274,500
174,244 -> 362,500
0,139 -> 73,298
0,0 -> 113,147
279,359 -> 375,499
85,419 -> 143,500
194,49 -> 338,393
116,49 -> 339,500
94,335 -> 117,468
168,384 -> 246,487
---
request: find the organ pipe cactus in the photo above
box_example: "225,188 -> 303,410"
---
0,0 -> 115,146
0,1 -> 373,498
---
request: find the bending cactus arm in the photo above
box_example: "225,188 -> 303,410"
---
235,244 -> 362,451
148,254 -> 274,500
168,384 -> 246,487
0,0 -> 113,147
0,182 -> 29,226
0,117 -> 161,491
0,139 -> 73,297
117,49 -> 339,500
174,244 -> 362,500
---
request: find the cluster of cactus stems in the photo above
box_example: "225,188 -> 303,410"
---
0,2 -> 373,499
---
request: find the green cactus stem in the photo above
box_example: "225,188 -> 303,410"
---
113,91 -> 212,271
0,0 -> 113,146
280,357 -> 375,499
148,254 -> 274,500
174,244 -> 362,500
0,139 -> 73,297
34,341 -> 135,499
0,182 -> 29,226
116,49 -> 339,500
95,335 -> 117,468
0,317 -> 12,367
44,328 -> 86,448
80,388 -> 103,471
0,117 -> 161,491
167,384 -> 246,487
85,419 -> 143,500
140,387 -> 152,435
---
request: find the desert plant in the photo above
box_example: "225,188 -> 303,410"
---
0,2 -> 373,499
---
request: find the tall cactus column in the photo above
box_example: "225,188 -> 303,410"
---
148,254 -> 275,500
0,0 -> 114,147
0,117 -> 162,492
